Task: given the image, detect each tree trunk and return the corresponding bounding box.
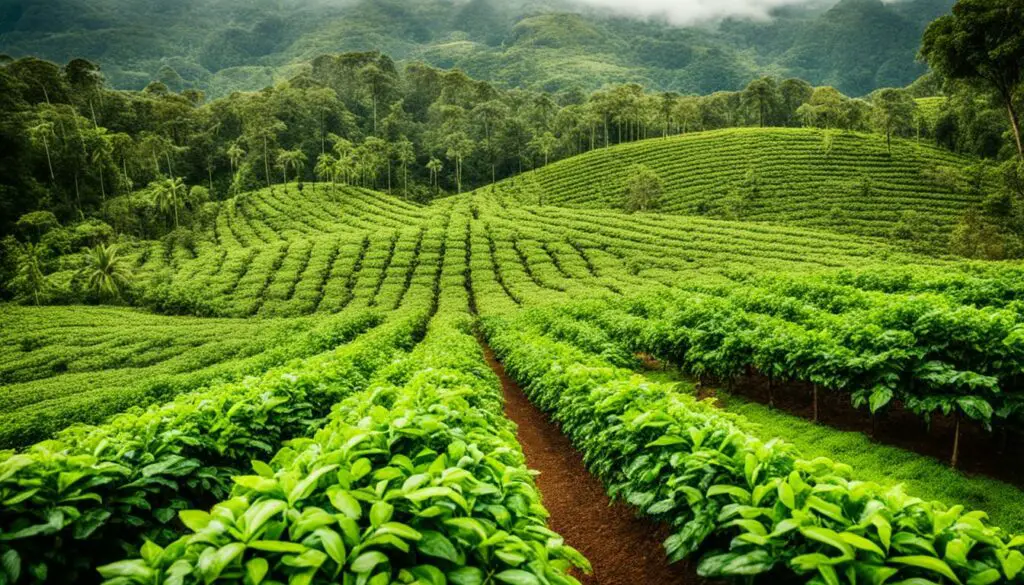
[1006,98,1024,160]
[264,136,271,187]
[812,384,819,423]
[43,137,54,181]
[951,411,961,469]
[767,375,774,409]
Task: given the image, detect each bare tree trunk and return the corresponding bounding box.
[1007,99,1024,160]
[951,412,961,469]
[812,384,819,423]
[767,375,774,409]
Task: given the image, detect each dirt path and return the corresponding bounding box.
[480,344,701,585]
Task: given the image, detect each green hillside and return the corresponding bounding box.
[519,127,979,245]
[0,0,951,96]
[9,1,1024,584]
[5,179,1024,585]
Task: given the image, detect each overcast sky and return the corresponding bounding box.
[567,0,834,25]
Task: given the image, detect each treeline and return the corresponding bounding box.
[0,52,944,239]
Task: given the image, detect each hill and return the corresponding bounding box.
[0,0,953,97]
[5,180,1024,585]
[515,127,978,246]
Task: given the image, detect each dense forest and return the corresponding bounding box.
[0,0,952,98]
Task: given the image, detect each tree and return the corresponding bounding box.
[442,132,474,194]
[393,137,416,198]
[151,176,186,228]
[29,120,57,182]
[277,149,308,185]
[798,87,846,130]
[872,89,917,155]
[623,164,663,213]
[227,142,245,176]
[358,64,396,135]
[13,242,48,305]
[779,78,814,126]
[742,77,781,128]
[79,243,132,302]
[315,153,337,186]
[427,157,443,194]
[921,0,1024,158]
[529,132,558,168]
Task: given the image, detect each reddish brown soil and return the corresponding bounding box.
[481,345,703,585]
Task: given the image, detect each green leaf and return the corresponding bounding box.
[966,569,1002,585]
[179,510,212,533]
[778,482,796,509]
[417,530,459,563]
[697,550,775,577]
[799,527,854,559]
[288,464,338,505]
[351,551,388,574]
[2,550,20,583]
[198,543,246,584]
[246,558,269,585]
[370,501,394,528]
[448,566,485,585]
[890,556,963,585]
[96,560,156,581]
[839,532,885,557]
[315,528,346,566]
[330,489,362,520]
[869,387,894,414]
[494,569,541,585]
[248,541,308,554]
[706,485,751,504]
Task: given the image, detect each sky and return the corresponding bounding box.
[568,0,835,25]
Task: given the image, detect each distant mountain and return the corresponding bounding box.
[0,0,954,97]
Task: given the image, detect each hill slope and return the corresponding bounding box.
[516,127,978,246]
[0,0,952,96]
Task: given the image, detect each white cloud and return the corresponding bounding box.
[567,0,832,25]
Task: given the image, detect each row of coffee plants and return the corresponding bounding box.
[0,308,386,447]
[558,279,1024,461]
[93,208,591,585]
[485,308,1024,585]
[0,306,432,584]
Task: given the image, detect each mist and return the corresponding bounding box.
[566,0,837,25]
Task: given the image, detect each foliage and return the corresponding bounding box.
[485,308,1024,585]
[622,164,663,213]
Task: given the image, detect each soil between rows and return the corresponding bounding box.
[480,343,702,585]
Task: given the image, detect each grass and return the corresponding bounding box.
[643,368,1024,533]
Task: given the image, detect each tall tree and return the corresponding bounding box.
[742,77,782,128]
[921,0,1024,158]
[872,89,917,155]
[277,149,308,184]
[151,176,186,229]
[393,137,416,198]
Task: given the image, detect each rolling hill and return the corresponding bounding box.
[514,127,978,245]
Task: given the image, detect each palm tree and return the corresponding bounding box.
[426,157,443,194]
[227,142,245,175]
[315,153,337,185]
[393,137,415,198]
[442,132,474,194]
[28,121,56,182]
[79,244,132,302]
[15,242,47,305]
[277,149,308,185]
[151,176,186,228]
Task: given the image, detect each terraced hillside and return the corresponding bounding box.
[6,141,1024,585]
[517,128,978,245]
